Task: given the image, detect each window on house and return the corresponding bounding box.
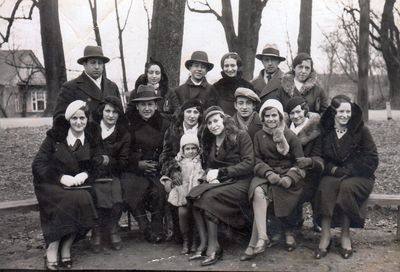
[31,90,46,112]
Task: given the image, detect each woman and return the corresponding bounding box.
[159,99,204,245]
[32,100,99,270]
[314,95,378,259]
[241,99,305,261]
[212,52,254,116]
[187,106,255,266]
[286,96,324,231]
[277,53,329,115]
[121,85,170,243]
[126,58,172,116]
[90,96,130,252]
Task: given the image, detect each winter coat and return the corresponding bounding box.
[212,73,254,116]
[249,127,305,217]
[251,68,284,105]
[169,77,217,113]
[232,112,262,141]
[53,72,120,121]
[277,71,329,114]
[31,118,100,245]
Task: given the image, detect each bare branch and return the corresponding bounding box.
[187,0,222,21]
[142,0,151,34]
[121,0,133,32]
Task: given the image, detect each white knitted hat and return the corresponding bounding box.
[259,99,284,120]
[180,134,200,150]
[65,100,87,121]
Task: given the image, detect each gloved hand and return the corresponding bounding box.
[297,157,313,169]
[333,167,351,177]
[279,176,293,189]
[206,169,219,183]
[138,160,158,173]
[74,172,88,185]
[60,175,75,187]
[171,171,182,186]
[101,155,110,166]
[266,171,280,184]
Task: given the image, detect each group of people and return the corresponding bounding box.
[32,44,378,269]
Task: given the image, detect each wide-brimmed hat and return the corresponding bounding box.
[130,85,162,102]
[185,51,214,71]
[256,44,286,62]
[234,87,261,103]
[77,45,110,65]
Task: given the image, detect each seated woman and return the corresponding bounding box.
[241,99,305,261]
[314,95,379,259]
[90,96,130,252]
[187,106,255,266]
[32,100,99,270]
[286,97,324,231]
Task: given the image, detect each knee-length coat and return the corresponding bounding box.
[314,103,379,228]
[187,130,255,229]
[31,118,100,246]
[249,127,305,217]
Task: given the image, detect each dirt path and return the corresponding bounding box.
[0,211,399,271]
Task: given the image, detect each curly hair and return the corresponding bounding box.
[134,58,169,98]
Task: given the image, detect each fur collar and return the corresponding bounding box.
[281,71,318,97]
[293,114,321,146]
[320,102,364,135]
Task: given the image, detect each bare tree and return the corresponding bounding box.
[358,0,370,121]
[88,0,102,47]
[114,0,132,94]
[297,0,312,54]
[147,0,186,87]
[187,0,269,81]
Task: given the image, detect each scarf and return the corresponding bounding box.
[236,112,256,131]
[262,120,290,156]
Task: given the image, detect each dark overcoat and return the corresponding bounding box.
[277,71,329,114]
[187,131,255,229]
[232,113,262,141]
[249,128,305,217]
[31,118,100,245]
[53,72,120,120]
[251,68,284,105]
[314,103,379,228]
[212,73,254,116]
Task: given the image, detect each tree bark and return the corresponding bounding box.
[358,0,370,121]
[380,0,400,108]
[147,0,186,87]
[297,0,312,55]
[88,0,102,47]
[38,0,67,116]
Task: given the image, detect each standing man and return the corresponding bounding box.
[169,51,216,113]
[53,45,121,120]
[251,44,286,105]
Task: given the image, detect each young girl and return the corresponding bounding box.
[161,134,204,254]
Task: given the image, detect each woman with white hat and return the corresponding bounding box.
[32,100,100,269]
[241,99,305,261]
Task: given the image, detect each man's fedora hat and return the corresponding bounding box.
[256,44,286,62]
[77,45,110,65]
[130,85,162,102]
[184,51,214,71]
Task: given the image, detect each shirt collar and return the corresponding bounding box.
[290,117,309,135]
[183,123,198,134]
[100,120,116,139]
[67,128,85,147]
[85,71,102,89]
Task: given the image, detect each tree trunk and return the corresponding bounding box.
[357,0,370,121]
[297,0,312,55]
[147,0,186,87]
[88,0,102,47]
[114,0,128,93]
[380,0,400,108]
[38,0,66,116]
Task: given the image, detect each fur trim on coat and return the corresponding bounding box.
[281,71,318,98]
[295,114,321,146]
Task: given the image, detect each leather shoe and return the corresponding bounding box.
[340,247,353,259]
[189,247,207,260]
[201,247,223,266]
[253,239,271,255]
[314,239,332,259]
[60,258,72,269]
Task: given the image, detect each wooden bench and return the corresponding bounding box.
[0,194,399,239]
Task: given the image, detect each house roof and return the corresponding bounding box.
[0,50,46,86]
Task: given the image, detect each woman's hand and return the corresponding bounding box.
[333,167,351,177]
[206,169,219,183]
[296,157,313,169]
[279,176,293,189]
[265,171,280,184]
[60,175,75,187]
[74,172,88,185]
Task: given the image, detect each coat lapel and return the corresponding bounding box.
[258,69,283,98]
[53,141,80,173]
[76,72,103,101]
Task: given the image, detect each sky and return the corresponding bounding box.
[0,0,387,91]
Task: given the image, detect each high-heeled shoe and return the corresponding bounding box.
[44,257,58,270]
[189,247,207,260]
[314,239,332,259]
[201,247,223,266]
[60,257,73,269]
[253,239,272,255]
[240,247,256,261]
[339,247,353,259]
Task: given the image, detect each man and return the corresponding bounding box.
[232,87,262,140]
[169,51,216,113]
[251,44,286,105]
[53,45,121,120]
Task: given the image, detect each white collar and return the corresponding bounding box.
[190,77,203,86]
[290,118,309,135]
[100,120,115,139]
[294,78,304,92]
[85,71,102,89]
[67,128,85,147]
[183,123,198,134]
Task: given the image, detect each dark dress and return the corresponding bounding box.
[187,131,255,229]
[249,128,305,218]
[212,73,254,116]
[314,103,379,228]
[31,118,99,246]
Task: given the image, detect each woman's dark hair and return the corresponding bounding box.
[175,99,204,128]
[134,58,169,98]
[292,52,314,73]
[94,96,127,125]
[220,52,243,77]
[260,106,284,123]
[330,95,352,112]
